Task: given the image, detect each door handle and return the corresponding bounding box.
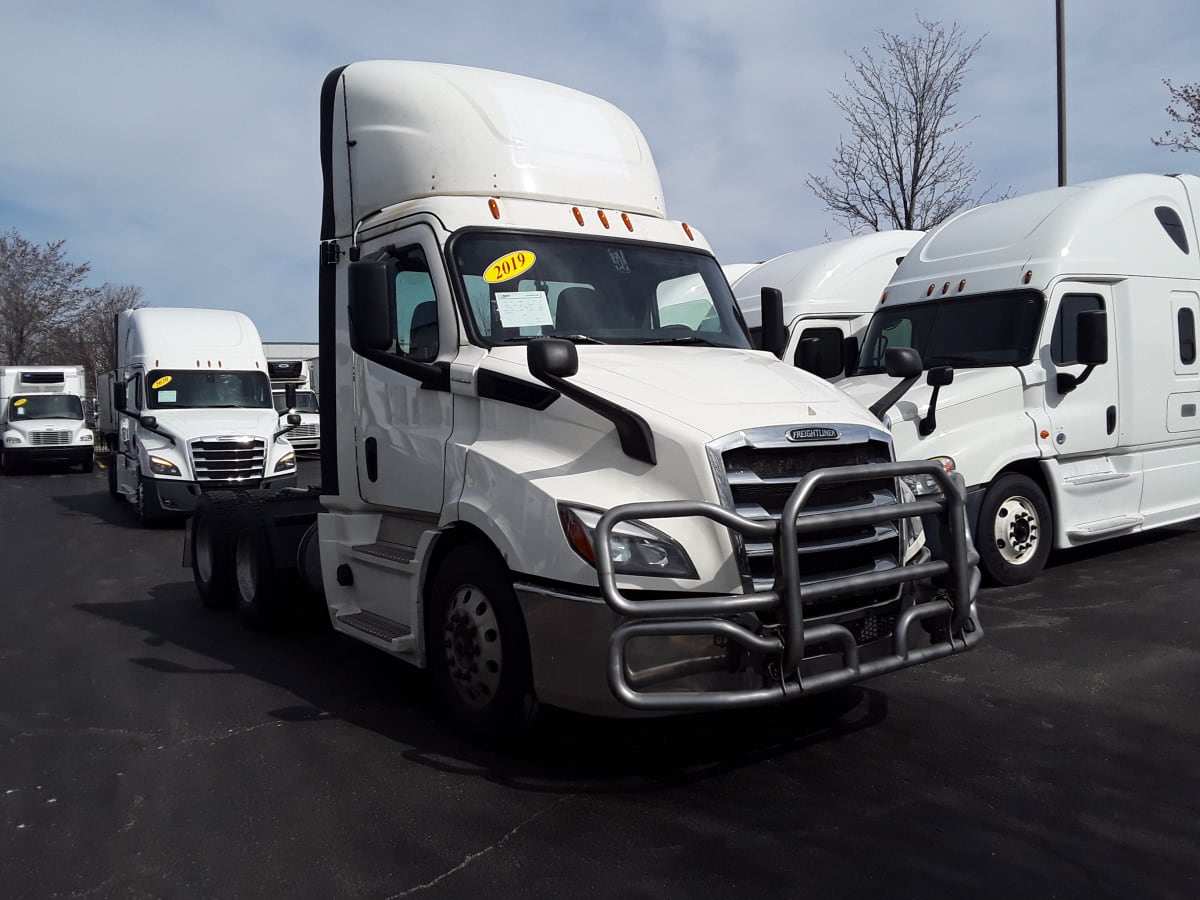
[365,436,378,482]
[1106,405,1116,435]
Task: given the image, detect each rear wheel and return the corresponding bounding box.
[232,499,290,630]
[192,492,241,609]
[977,473,1053,586]
[426,544,537,744]
[107,456,119,498]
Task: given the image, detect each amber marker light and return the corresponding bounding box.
[572,207,585,226]
[942,282,951,295]
[958,280,966,292]
[682,222,695,241]
[597,210,610,229]
[880,291,888,304]
[1040,430,1050,439]
[621,213,634,232]
[1023,270,1033,284]
[926,284,935,297]
[488,198,500,220]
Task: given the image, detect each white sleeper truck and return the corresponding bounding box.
[267,358,320,451]
[733,230,923,380]
[840,173,1200,585]
[186,60,981,739]
[101,307,299,525]
[0,365,94,474]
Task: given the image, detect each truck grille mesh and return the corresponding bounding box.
[189,436,266,483]
[290,424,319,439]
[30,430,72,446]
[718,436,902,618]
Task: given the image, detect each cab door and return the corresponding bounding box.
[354,225,455,515]
[1043,283,1120,455]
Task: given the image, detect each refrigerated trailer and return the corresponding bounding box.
[840,173,1200,585]
[186,60,981,740]
[0,365,94,473]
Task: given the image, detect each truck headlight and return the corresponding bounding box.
[897,478,927,563]
[148,455,181,477]
[558,504,699,579]
[274,451,296,473]
[901,456,955,497]
[79,432,94,442]
[4,435,22,445]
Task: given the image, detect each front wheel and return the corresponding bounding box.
[977,473,1053,586]
[135,473,164,527]
[426,544,537,744]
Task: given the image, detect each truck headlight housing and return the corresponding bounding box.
[897,479,927,563]
[274,451,296,473]
[148,455,181,477]
[4,434,22,445]
[79,432,94,443]
[558,504,699,579]
[901,456,955,497]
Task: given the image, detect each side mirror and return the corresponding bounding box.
[1076,309,1108,366]
[287,413,302,426]
[842,336,860,376]
[528,338,579,380]
[114,382,127,411]
[141,415,157,430]
[759,287,787,359]
[927,366,954,388]
[884,347,923,379]
[796,330,845,380]
[285,383,297,409]
[348,260,396,353]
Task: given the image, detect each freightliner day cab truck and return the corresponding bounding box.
[732,230,924,379]
[99,307,299,525]
[838,173,1200,585]
[187,60,981,739]
[0,365,94,474]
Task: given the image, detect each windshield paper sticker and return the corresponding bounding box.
[495,291,553,328]
[151,375,172,390]
[484,250,536,284]
[157,390,178,403]
[13,398,27,406]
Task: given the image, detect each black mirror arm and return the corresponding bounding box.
[919,384,944,436]
[869,375,921,422]
[1056,365,1095,394]
[134,415,177,446]
[529,369,656,465]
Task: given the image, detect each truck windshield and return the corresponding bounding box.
[273,391,319,413]
[449,232,753,349]
[856,290,1046,374]
[8,395,83,420]
[145,371,273,410]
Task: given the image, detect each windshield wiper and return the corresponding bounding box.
[640,335,723,347]
[923,354,983,368]
[503,333,607,345]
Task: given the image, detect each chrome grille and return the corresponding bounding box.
[189,436,266,483]
[711,426,902,616]
[30,430,72,446]
[290,424,319,439]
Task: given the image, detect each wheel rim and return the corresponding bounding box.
[195,517,213,583]
[993,494,1041,565]
[442,584,502,710]
[235,533,258,602]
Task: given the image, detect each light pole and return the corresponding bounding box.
[1057,0,1067,186]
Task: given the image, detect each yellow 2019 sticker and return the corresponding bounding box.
[152,375,172,390]
[13,398,26,406]
[483,250,536,284]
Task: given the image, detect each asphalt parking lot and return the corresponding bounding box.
[2,457,1198,899]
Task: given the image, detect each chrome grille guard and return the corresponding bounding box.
[596,460,983,711]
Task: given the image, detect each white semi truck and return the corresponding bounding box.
[840,173,1200,585]
[0,365,94,474]
[732,230,924,379]
[100,307,299,525]
[186,61,981,739]
[267,358,320,451]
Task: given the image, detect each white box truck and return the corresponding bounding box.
[100,307,299,525]
[732,230,924,379]
[840,173,1200,585]
[266,358,320,451]
[0,365,94,474]
[186,61,981,740]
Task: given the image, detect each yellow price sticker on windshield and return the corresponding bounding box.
[483,250,536,284]
[13,398,27,406]
[152,375,172,390]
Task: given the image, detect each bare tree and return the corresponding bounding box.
[1153,79,1200,153]
[807,16,1000,234]
[48,283,147,384]
[0,229,99,365]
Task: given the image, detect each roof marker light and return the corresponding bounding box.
[682,222,695,241]
[880,291,888,304]
[942,282,950,295]
[488,198,500,220]
[926,284,935,297]
[621,213,634,232]
[1023,269,1033,284]
[572,207,585,226]
[597,210,610,229]
[958,280,966,292]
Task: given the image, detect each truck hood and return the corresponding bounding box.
[484,345,883,438]
[142,407,284,443]
[839,367,1026,424]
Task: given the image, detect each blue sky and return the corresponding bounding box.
[2,0,1198,341]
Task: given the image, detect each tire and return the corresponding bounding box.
[232,498,289,631]
[81,456,94,474]
[977,473,1053,586]
[0,452,10,475]
[426,543,537,744]
[135,472,164,527]
[192,491,242,609]
[107,456,120,499]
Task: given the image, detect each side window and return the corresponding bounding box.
[392,245,439,362]
[863,317,914,369]
[1051,294,1104,365]
[1179,307,1196,365]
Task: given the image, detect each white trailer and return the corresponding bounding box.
[732,230,923,378]
[266,358,320,452]
[100,307,298,525]
[840,173,1200,585]
[186,61,981,740]
[0,365,94,473]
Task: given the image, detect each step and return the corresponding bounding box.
[336,609,416,653]
[1067,515,1143,538]
[350,541,418,570]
